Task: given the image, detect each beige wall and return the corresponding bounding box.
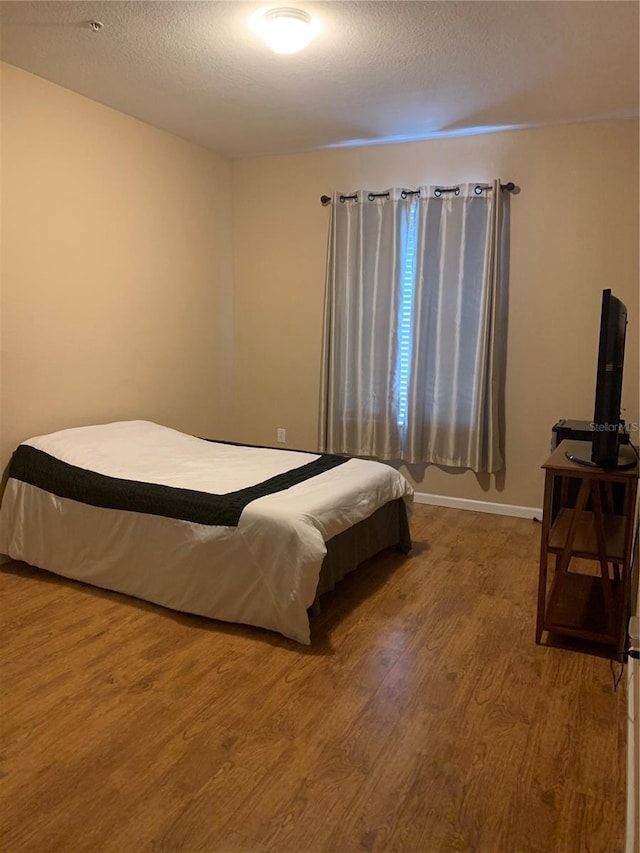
[231,120,639,509]
[0,63,235,469]
[2,62,637,512]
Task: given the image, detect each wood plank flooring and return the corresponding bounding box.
[0,505,627,852]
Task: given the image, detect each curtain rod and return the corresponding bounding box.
[320,182,516,206]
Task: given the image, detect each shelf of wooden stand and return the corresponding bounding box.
[548,509,626,562]
[543,571,623,644]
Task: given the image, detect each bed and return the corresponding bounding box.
[0,421,413,643]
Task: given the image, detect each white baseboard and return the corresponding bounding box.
[414,491,542,520]
[627,657,639,853]
[626,565,639,853]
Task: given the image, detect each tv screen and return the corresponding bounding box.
[591,289,627,467]
[565,289,636,470]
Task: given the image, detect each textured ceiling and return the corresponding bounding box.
[0,1,637,159]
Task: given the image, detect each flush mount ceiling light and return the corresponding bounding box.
[249,7,321,54]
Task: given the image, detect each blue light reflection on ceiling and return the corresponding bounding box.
[317,110,638,152]
[319,123,538,151]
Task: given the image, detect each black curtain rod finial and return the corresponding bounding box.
[320,195,331,206]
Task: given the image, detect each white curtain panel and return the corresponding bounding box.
[319,189,410,459]
[319,181,506,473]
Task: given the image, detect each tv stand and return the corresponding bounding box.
[565,442,637,471]
[537,439,639,654]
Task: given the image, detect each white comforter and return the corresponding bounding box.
[0,421,413,643]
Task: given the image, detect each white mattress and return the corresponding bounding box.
[0,421,413,643]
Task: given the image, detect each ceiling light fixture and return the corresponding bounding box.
[249,7,321,54]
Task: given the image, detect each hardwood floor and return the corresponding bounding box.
[0,505,627,852]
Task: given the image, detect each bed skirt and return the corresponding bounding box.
[314,498,411,607]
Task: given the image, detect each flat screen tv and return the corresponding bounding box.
[566,289,636,469]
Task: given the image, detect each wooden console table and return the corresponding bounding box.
[536,439,638,653]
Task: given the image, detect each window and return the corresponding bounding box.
[397,203,417,430]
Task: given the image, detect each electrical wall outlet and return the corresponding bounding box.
[277,428,286,443]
